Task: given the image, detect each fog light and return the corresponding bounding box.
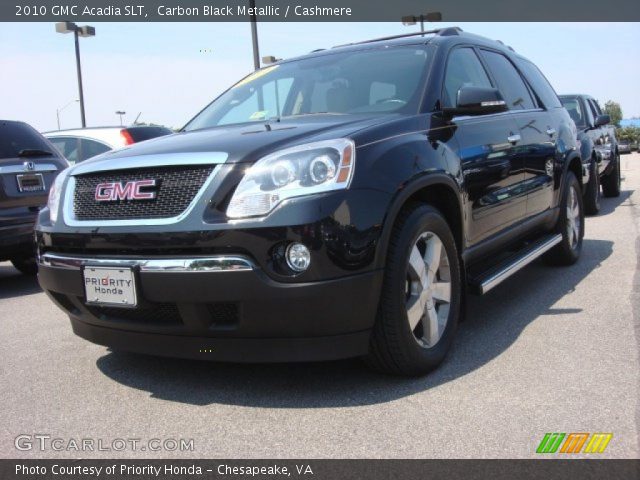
[286,243,311,272]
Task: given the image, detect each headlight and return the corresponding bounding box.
[48,168,70,224]
[227,139,355,219]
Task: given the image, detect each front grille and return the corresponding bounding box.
[73,165,215,221]
[87,303,183,326]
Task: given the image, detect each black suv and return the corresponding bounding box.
[559,94,620,215]
[1,120,67,274]
[36,29,584,376]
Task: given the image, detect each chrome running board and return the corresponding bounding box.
[469,234,562,295]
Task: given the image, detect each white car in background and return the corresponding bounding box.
[43,125,173,164]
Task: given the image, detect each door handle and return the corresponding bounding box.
[546,128,556,136]
[507,134,521,144]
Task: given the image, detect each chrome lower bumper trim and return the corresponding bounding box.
[38,252,254,272]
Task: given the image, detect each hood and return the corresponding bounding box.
[77,114,395,172]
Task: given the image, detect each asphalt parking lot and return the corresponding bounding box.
[1,154,639,459]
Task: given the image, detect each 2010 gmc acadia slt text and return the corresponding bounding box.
[36,28,589,376]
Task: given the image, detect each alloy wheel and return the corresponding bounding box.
[405,231,451,348]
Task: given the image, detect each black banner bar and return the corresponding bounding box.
[4,0,640,22]
[1,459,639,480]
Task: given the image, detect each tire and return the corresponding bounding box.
[601,152,621,198]
[366,204,462,376]
[11,257,38,275]
[544,171,584,266]
[583,157,601,215]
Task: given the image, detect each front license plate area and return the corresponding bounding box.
[16,173,45,192]
[83,266,137,307]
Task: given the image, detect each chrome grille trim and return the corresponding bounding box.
[61,152,228,227]
[39,252,255,272]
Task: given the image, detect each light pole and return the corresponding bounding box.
[55,22,95,128]
[401,12,442,35]
[249,0,260,70]
[115,111,126,126]
[56,99,79,130]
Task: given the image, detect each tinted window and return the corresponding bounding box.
[515,59,562,109]
[125,126,173,142]
[559,96,586,127]
[0,121,54,159]
[185,47,431,130]
[47,136,80,164]
[79,138,111,161]
[589,99,603,116]
[443,48,492,108]
[480,50,535,110]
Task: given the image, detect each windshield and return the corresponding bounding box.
[560,96,586,128]
[184,46,430,131]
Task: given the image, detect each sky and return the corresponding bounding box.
[1,22,639,132]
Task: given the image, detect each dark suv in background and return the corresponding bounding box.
[1,121,67,274]
[37,28,583,376]
[559,94,620,214]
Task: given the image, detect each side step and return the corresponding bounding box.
[468,234,562,295]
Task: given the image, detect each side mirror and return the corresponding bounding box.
[443,86,508,118]
[595,114,610,127]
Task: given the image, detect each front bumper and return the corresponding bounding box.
[38,252,382,362]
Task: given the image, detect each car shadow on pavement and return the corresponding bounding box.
[597,189,633,216]
[96,237,614,408]
[0,263,41,300]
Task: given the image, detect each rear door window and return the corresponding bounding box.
[442,48,492,108]
[515,59,562,109]
[46,136,79,164]
[78,138,111,162]
[479,50,535,110]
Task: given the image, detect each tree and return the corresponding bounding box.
[616,126,640,144]
[603,100,623,127]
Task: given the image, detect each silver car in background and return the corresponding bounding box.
[44,125,173,164]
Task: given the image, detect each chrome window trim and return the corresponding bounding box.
[39,252,254,272]
[61,152,228,227]
[0,163,59,174]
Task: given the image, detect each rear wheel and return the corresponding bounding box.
[366,204,462,376]
[583,158,601,215]
[11,257,38,275]
[602,152,621,198]
[544,171,584,266]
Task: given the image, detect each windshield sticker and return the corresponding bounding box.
[233,65,279,89]
[249,110,269,120]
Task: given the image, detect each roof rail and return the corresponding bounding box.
[333,27,462,48]
[495,39,515,52]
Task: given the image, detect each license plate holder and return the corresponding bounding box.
[16,173,45,193]
[83,266,138,307]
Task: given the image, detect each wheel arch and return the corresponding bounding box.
[375,173,464,270]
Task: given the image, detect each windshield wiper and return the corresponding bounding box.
[17,149,53,157]
[283,112,346,118]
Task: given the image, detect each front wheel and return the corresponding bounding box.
[366,204,462,376]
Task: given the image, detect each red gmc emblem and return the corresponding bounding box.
[95,179,157,202]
